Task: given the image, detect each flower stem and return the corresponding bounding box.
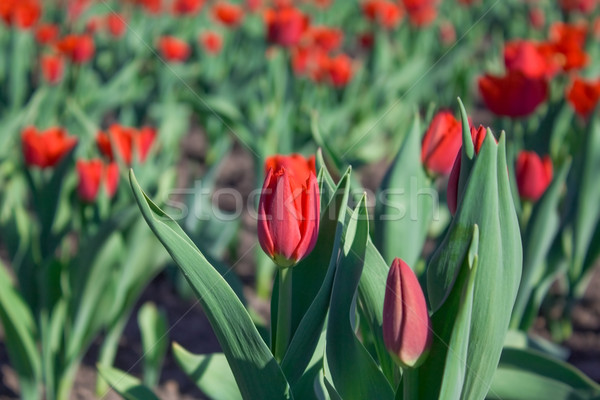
[274,267,293,362]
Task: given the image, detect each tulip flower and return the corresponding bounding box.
[383,258,432,368]
[200,31,223,54]
[559,0,596,14]
[478,71,548,118]
[257,154,320,267]
[35,23,60,45]
[173,0,204,15]
[213,2,244,27]
[325,54,353,87]
[567,77,600,117]
[421,111,463,176]
[503,40,558,79]
[1,0,41,29]
[515,151,553,202]
[41,54,65,85]
[77,159,119,203]
[403,0,438,27]
[21,126,77,169]
[96,124,156,165]
[362,0,403,29]
[56,34,95,64]
[158,36,190,63]
[306,26,344,52]
[264,7,309,47]
[548,22,589,72]
[447,125,489,215]
[107,13,127,38]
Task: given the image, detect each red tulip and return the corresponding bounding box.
[503,40,558,79]
[56,34,95,64]
[22,126,77,169]
[41,54,64,85]
[200,31,223,54]
[421,111,463,176]
[96,124,156,165]
[529,8,545,30]
[383,258,432,368]
[77,159,120,202]
[548,22,589,72]
[403,0,438,27]
[139,0,162,14]
[478,71,548,118]
[439,21,456,45]
[515,151,553,202]
[158,36,190,62]
[2,0,41,30]
[306,26,343,53]
[264,7,309,47]
[173,0,204,15]
[291,45,329,78]
[35,24,60,45]
[213,2,244,27]
[447,125,489,215]
[567,77,600,117]
[257,154,320,267]
[362,0,403,29]
[107,13,127,38]
[325,54,353,87]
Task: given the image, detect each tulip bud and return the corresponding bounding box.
[383,258,432,368]
[257,154,320,267]
[515,151,553,202]
[447,125,488,215]
[421,111,463,176]
[41,54,64,85]
[158,36,190,63]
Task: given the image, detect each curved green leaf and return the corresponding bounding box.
[129,170,292,400]
[97,365,159,400]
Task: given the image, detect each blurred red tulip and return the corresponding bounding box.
[478,71,548,118]
[11,0,41,29]
[213,2,244,27]
[306,26,343,52]
[383,258,432,368]
[362,0,403,29]
[264,7,309,47]
[200,31,223,54]
[515,151,553,202]
[566,77,600,117]
[559,0,596,13]
[41,54,64,85]
[56,35,95,64]
[107,13,127,38]
[138,0,162,13]
[246,0,262,12]
[421,111,463,176]
[403,0,438,27]
[439,21,456,45]
[36,24,60,45]
[258,154,319,267]
[22,126,77,169]
[77,159,120,202]
[291,45,328,78]
[86,16,104,34]
[529,8,545,29]
[96,125,156,165]
[504,40,558,79]
[447,125,489,215]
[173,0,204,15]
[358,32,375,49]
[158,36,190,62]
[67,0,91,21]
[325,54,353,87]
[548,22,589,71]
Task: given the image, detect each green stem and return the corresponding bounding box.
[95,316,128,396]
[274,268,293,362]
[402,368,419,400]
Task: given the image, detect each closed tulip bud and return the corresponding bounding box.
[421,111,463,176]
[383,258,432,368]
[107,13,127,38]
[515,151,553,202]
[200,31,223,54]
[158,36,190,63]
[21,126,77,169]
[213,2,244,27]
[41,54,64,85]
[257,154,320,267]
[447,125,489,215]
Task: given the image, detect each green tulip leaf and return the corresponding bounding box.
[129,170,292,400]
[97,365,159,400]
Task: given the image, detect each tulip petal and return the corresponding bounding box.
[267,170,302,261]
[293,173,320,260]
[257,169,276,257]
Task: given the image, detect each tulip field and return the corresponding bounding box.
[2,0,600,399]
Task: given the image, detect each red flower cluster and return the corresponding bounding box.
[21,127,77,169]
[96,124,157,165]
[362,0,403,29]
[515,151,553,202]
[77,160,120,203]
[0,0,41,30]
[56,34,96,64]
